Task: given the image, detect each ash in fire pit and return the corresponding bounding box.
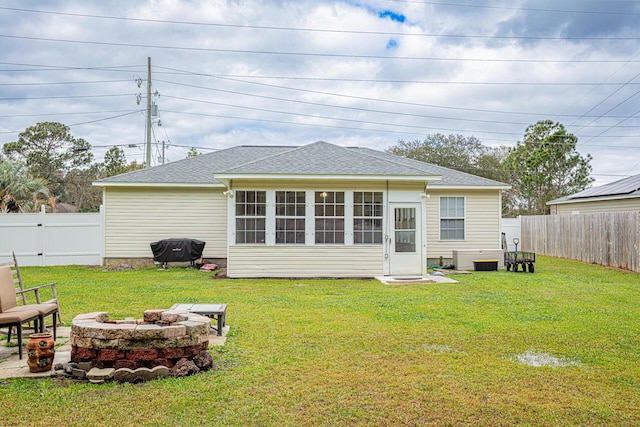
[71,309,211,370]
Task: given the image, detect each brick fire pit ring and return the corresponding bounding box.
[71,310,211,370]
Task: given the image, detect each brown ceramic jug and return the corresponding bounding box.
[26,333,55,373]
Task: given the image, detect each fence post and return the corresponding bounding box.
[99,204,105,266]
[39,205,46,266]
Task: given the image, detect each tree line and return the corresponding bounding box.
[1,120,593,215]
[1,122,143,213]
[387,120,593,216]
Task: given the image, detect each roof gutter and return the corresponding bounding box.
[428,184,511,190]
[93,182,225,189]
[213,173,442,187]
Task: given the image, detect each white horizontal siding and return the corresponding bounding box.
[228,246,383,278]
[555,198,640,214]
[104,187,227,258]
[426,189,502,259]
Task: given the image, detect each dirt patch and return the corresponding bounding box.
[513,351,580,367]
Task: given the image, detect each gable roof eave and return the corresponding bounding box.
[93,181,225,189]
[428,184,511,191]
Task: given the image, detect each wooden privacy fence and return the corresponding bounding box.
[521,212,640,272]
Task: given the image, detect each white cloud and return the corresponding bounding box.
[0,0,639,184]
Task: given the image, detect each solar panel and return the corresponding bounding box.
[570,174,640,199]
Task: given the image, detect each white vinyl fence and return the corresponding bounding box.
[0,206,103,266]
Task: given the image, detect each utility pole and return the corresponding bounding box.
[145,57,152,168]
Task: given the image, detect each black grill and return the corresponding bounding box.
[150,238,206,268]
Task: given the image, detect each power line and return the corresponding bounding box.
[0,109,139,118]
[162,108,444,138]
[160,108,640,141]
[68,110,142,127]
[574,71,640,137]
[4,60,640,86]
[161,92,529,128]
[155,76,636,120]
[0,61,142,72]
[0,110,142,135]
[580,107,640,147]
[162,94,519,134]
[1,62,637,149]
[163,74,640,86]
[162,92,640,134]
[2,34,639,63]
[0,79,130,86]
[2,5,639,38]
[0,94,133,101]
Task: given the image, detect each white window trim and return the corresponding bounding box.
[345,190,353,245]
[353,191,384,245]
[274,191,306,245]
[313,190,347,245]
[234,190,268,245]
[265,191,275,245]
[439,196,466,241]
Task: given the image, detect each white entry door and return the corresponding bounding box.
[389,204,423,276]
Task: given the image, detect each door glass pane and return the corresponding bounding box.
[395,208,416,253]
[395,208,416,230]
[395,231,416,252]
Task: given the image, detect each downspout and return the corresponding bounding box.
[423,182,429,276]
[225,179,233,276]
[384,180,390,274]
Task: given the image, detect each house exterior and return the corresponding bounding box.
[94,141,509,278]
[547,174,640,215]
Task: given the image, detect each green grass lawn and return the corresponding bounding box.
[1,256,639,426]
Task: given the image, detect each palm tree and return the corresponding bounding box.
[0,160,50,213]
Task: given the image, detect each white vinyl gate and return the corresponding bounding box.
[500,217,522,251]
[0,206,103,266]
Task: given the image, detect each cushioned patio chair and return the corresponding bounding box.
[3,252,62,326]
[0,266,42,359]
[0,308,40,360]
[0,265,58,358]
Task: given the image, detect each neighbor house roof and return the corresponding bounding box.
[548,173,640,205]
[95,141,509,189]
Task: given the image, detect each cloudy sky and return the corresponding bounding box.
[1,0,639,185]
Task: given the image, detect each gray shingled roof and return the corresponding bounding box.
[95,141,508,187]
[96,146,289,185]
[217,141,440,177]
[549,173,640,204]
[354,146,507,187]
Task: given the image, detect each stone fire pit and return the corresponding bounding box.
[71,309,211,370]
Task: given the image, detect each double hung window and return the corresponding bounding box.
[275,191,306,244]
[314,191,344,244]
[353,192,383,244]
[235,191,266,244]
[440,197,465,240]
